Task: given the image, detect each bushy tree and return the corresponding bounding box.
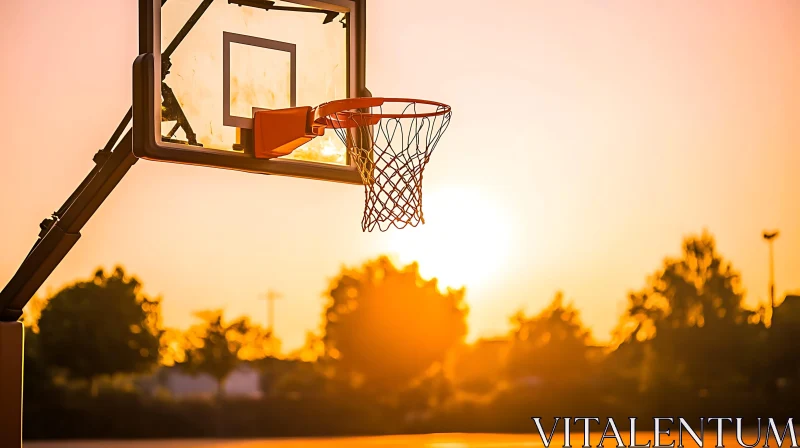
[614,231,764,394]
[323,256,468,393]
[448,338,510,395]
[505,292,593,385]
[37,267,162,393]
[620,231,752,338]
[180,310,276,399]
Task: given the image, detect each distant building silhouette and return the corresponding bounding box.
[769,295,800,391]
[138,364,262,399]
[773,295,800,328]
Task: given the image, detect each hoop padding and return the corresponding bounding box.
[317,98,452,232]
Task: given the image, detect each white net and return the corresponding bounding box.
[325,100,452,231]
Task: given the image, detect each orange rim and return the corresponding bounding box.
[314,98,452,128]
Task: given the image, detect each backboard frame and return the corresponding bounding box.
[222,32,297,130]
[133,0,368,184]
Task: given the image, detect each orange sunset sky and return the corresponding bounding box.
[1,0,798,351]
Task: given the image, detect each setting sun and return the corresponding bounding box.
[388,187,514,290]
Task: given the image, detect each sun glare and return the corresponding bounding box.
[388,188,513,290]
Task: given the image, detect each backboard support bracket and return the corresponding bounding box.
[0,110,138,322]
[159,0,215,147]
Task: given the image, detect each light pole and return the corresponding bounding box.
[260,290,282,333]
[763,230,779,325]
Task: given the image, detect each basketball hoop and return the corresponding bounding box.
[314,98,453,231]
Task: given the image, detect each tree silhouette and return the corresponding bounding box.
[180,310,276,399]
[323,256,468,394]
[37,266,161,394]
[619,231,752,339]
[614,231,763,394]
[448,338,510,395]
[505,292,593,385]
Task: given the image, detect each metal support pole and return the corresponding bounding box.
[0,118,135,445]
[260,290,282,332]
[763,230,780,326]
[769,241,775,315]
[0,321,23,448]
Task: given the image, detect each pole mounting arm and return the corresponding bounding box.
[0,110,137,322]
[0,0,221,321]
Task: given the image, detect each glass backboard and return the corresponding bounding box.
[134,0,367,183]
